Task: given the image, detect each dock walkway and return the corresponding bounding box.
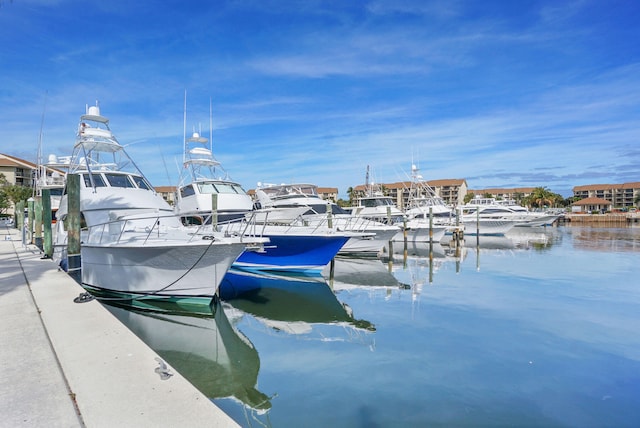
[0,226,239,428]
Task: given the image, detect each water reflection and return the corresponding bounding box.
[323,255,403,289]
[570,226,640,252]
[221,271,376,335]
[103,300,271,412]
[463,228,558,250]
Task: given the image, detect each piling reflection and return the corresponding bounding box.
[220,271,376,336]
[103,299,271,412]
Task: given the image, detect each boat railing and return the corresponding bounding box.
[83,212,222,245]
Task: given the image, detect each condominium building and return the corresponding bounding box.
[351,179,468,209]
[573,183,640,208]
[468,187,537,203]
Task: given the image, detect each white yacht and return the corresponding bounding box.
[255,183,400,256]
[462,197,560,230]
[53,103,262,305]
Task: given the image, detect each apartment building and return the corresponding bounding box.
[155,186,176,206]
[468,187,537,203]
[573,183,640,208]
[352,179,468,209]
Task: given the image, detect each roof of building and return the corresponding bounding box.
[317,187,338,193]
[0,153,38,169]
[573,182,640,191]
[469,187,536,195]
[572,197,613,206]
[154,186,176,193]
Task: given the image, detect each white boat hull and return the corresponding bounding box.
[81,240,246,299]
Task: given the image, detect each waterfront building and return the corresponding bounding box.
[155,185,176,206]
[0,153,66,215]
[570,197,613,213]
[573,183,640,208]
[352,179,468,209]
[467,187,537,203]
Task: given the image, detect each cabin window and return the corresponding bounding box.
[215,183,239,194]
[82,173,107,188]
[198,183,217,194]
[104,174,135,188]
[131,175,152,190]
[232,184,247,195]
[181,185,196,197]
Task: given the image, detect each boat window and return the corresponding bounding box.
[104,173,135,188]
[215,182,239,194]
[131,175,152,190]
[231,184,247,195]
[82,173,107,188]
[49,188,64,196]
[331,205,348,215]
[197,183,217,194]
[181,185,196,198]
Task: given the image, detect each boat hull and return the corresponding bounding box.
[232,234,349,275]
[81,241,246,301]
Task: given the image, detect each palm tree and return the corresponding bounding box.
[528,187,555,208]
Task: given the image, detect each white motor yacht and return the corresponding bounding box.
[53,102,263,305]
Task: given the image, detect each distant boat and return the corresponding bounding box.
[460,197,559,234]
[53,102,263,306]
[255,182,399,256]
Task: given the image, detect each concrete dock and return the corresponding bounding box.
[0,225,239,428]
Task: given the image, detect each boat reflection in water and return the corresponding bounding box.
[463,228,558,251]
[102,299,272,413]
[220,270,376,337]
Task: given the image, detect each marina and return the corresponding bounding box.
[3,223,639,427]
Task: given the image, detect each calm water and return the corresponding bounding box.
[105,226,640,428]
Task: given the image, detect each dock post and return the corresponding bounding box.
[34,196,43,250]
[27,197,35,244]
[429,207,433,246]
[403,216,407,253]
[327,201,333,229]
[476,210,480,247]
[66,174,82,280]
[42,188,53,258]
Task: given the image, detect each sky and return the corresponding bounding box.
[1,0,639,198]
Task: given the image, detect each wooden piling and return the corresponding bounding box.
[42,188,53,258]
[66,174,81,275]
[34,196,43,250]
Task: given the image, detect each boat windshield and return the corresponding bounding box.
[361,197,394,208]
[197,182,247,195]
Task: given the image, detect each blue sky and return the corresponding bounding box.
[1,0,639,198]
